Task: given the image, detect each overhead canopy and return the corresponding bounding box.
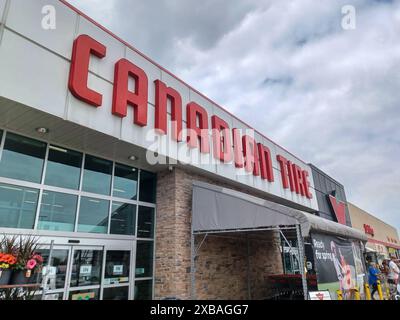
[192,181,367,242]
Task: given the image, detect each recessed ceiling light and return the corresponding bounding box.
[129,155,138,161]
[36,127,49,134]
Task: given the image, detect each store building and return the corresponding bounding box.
[305,165,367,300]
[348,203,400,263]
[0,0,366,300]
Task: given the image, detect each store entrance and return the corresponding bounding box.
[35,238,135,300]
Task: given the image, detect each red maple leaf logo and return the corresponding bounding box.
[328,195,346,225]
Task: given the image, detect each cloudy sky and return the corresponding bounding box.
[67,0,400,231]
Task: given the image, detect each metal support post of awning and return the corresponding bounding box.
[190,226,196,300]
[296,224,308,300]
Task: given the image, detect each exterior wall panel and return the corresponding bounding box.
[6,0,77,59]
[125,47,162,106]
[0,29,69,118]
[0,0,6,24]
[310,165,351,226]
[66,73,122,138]
[348,202,400,250]
[78,16,126,83]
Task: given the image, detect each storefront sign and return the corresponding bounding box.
[44,293,60,300]
[312,233,365,300]
[71,292,96,301]
[68,34,314,201]
[363,224,374,236]
[80,265,92,275]
[309,291,331,300]
[113,265,124,275]
[42,266,57,276]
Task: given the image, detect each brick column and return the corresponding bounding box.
[154,168,192,299]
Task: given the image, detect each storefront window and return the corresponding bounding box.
[113,163,138,200]
[137,206,155,239]
[77,197,109,234]
[45,145,83,190]
[139,171,156,203]
[0,132,46,183]
[135,241,153,278]
[110,202,136,236]
[70,249,103,287]
[104,250,130,285]
[0,183,39,229]
[82,155,112,196]
[37,191,78,232]
[134,280,153,300]
[103,286,129,300]
[36,248,69,290]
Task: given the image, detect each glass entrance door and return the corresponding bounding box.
[67,246,103,300]
[36,239,135,300]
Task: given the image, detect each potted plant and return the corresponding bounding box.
[0,253,17,285]
[0,235,18,285]
[10,236,43,285]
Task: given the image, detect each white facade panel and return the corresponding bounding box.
[235,166,255,190]
[160,70,190,118]
[188,89,215,123]
[213,105,236,181]
[260,135,279,171]
[6,0,77,59]
[120,103,156,150]
[66,73,122,138]
[78,16,125,82]
[0,0,6,24]
[0,29,68,118]
[125,48,162,107]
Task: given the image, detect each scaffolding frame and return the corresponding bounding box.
[190,224,308,300]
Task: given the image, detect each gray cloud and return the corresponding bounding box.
[67,0,400,232]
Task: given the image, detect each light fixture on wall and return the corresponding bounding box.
[36,127,49,134]
[128,155,138,161]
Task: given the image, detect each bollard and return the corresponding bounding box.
[385,285,390,300]
[353,287,361,300]
[336,290,343,300]
[364,283,372,300]
[377,280,384,300]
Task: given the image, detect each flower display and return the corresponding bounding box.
[26,259,37,270]
[32,254,44,264]
[0,253,17,269]
[0,263,10,269]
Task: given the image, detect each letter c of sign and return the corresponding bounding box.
[69,34,107,107]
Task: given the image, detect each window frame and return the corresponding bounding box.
[0,128,157,299]
[0,128,156,236]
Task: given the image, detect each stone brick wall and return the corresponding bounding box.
[194,231,283,300]
[154,167,284,300]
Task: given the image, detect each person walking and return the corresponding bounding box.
[368,262,380,300]
[388,255,400,286]
[380,260,389,276]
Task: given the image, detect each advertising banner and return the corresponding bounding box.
[312,233,365,300]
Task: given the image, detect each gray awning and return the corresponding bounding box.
[300,210,367,241]
[192,181,367,242]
